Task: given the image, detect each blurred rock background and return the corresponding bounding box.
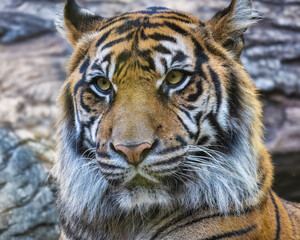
[0,0,299,239]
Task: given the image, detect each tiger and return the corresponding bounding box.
[53,0,300,239]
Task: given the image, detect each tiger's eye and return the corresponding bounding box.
[166,70,184,85]
[95,77,111,92]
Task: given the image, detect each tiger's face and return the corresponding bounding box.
[56,0,270,218]
[72,11,228,205]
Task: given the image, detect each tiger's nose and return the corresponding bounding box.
[114,143,152,166]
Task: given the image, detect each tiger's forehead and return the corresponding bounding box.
[99,7,201,31]
[94,6,201,51]
[88,7,201,85]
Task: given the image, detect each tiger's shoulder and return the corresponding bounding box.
[155,192,299,240]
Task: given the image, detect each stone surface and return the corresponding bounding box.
[0,12,55,43]
[263,94,300,154]
[0,126,60,240]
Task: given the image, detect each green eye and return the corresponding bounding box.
[94,77,112,93]
[165,70,185,85]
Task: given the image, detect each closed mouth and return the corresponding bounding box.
[125,174,158,190]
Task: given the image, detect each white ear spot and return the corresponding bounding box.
[207,0,262,59]
[230,0,262,32]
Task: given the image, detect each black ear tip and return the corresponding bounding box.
[65,0,82,15]
[64,0,85,29]
[66,0,79,6]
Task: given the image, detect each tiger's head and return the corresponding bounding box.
[54,0,273,222]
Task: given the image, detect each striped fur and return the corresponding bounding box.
[53,0,300,239]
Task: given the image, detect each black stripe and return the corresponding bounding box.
[74,79,85,96]
[119,65,130,79]
[69,46,89,73]
[98,162,125,170]
[80,91,91,113]
[161,11,194,20]
[103,172,124,178]
[137,49,156,71]
[192,38,209,68]
[270,191,281,240]
[191,111,204,146]
[205,42,228,60]
[153,44,172,54]
[150,156,183,167]
[103,53,112,63]
[104,55,112,79]
[179,103,197,110]
[83,135,95,149]
[201,225,257,240]
[164,21,189,35]
[90,61,104,74]
[114,62,126,78]
[96,152,110,159]
[151,207,256,239]
[102,31,134,50]
[102,37,126,50]
[198,135,209,145]
[148,33,177,43]
[115,51,132,76]
[160,58,168,73]
[206,112,227,143]
[98,16,130,31]
[175,113,195,139]
[140,28,147,40]
[79,58,90,74]
[175,105,194,122]
[175,135,187,145]
[194,111,203,124]
[115,19,141,34]
[171,51,187,65]
[227,72,242,118]
[186,80,203,102]
[153,15,192,24]
[74,58,90,95]
[76,123,86,156]
[95,29,113,47]
[141,22,165,28]
[156,146,185,156]
[208,66,222,112]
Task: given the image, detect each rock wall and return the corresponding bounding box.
[0,0,299,238]
[0,126,60,240]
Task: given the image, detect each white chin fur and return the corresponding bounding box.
[117,189,172,212]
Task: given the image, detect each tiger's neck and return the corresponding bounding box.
[146,191,294,240]
[59,191,295,240]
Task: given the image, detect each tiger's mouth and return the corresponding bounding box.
[125,175,158,190]
[97,152,188,191]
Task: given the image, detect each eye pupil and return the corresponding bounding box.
[166,70,184,86]
[94,77,111,93]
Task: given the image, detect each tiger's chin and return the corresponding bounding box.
[107,171,183,212]
[116,187,173,212]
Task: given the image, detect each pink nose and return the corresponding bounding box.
[114,143,152,166]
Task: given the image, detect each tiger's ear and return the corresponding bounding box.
[56,0,104,46]
[207,0,261,59]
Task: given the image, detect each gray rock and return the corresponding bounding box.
[0,12,55,43]
[0,126,59,240]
